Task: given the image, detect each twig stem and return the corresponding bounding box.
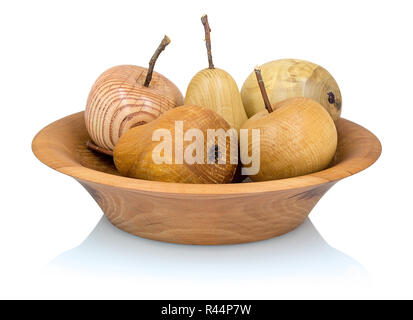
[201,14,214,69]
[144,35,171,87]
[254,66,273,113]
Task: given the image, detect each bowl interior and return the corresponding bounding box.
[32,111,382,194]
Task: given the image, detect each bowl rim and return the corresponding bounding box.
[32,111,382,195]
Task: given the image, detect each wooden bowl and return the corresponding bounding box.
[32,112,381,245]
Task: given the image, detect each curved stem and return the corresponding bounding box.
[86,140,114,156]
[201,14,214,69]
[254,66,273,113]
[144,35,171,87]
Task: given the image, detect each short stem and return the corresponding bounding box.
[201,14,214,69]
[143,35,171,87]
[86,140,113,156]
[254,66,273,113]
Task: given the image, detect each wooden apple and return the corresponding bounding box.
[85,36,184,151]
[241,59,342,121]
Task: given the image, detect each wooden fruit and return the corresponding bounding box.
[241,59,342,121]
[184,15,248,130]
[113,105,237,184]
[240,68,338,181]
[85,35,184,151]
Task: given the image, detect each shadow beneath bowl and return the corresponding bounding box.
[48,216,366,285]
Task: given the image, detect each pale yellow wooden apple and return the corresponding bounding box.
[241,59,342,121]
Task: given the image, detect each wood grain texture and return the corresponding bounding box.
[184,68,248,130]
[113,106,237,184]
[241,98,338,181]
[32,111,381,245]
[85,65,184,151]
[241,59,342,121]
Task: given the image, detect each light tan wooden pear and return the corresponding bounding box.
[241,59,342,121]
[241,67,338,181]
[85,36,183,152]
[184,15,248,130]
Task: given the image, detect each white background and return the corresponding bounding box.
[1,0,412,299]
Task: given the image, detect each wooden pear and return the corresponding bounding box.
[240,68,337,181]
[241,59,342,121]
[184,15,248,130]
[85,36,183,151]
[113,105,237,184]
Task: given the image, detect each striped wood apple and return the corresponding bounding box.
[85,36,184,151]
